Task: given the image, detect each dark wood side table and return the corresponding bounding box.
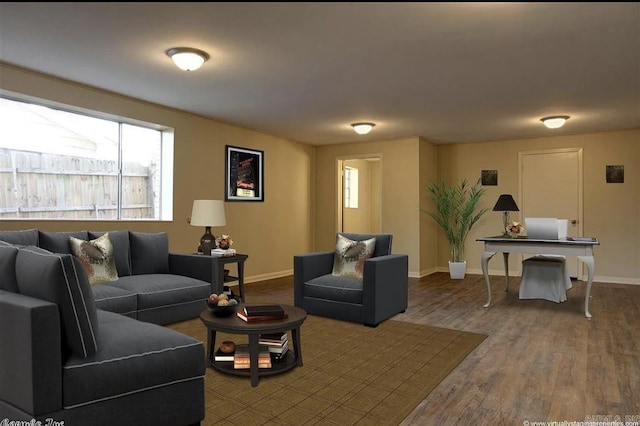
[211,254,248,301]
[200,304,307,387]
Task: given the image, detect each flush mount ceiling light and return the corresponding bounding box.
[351,122,376,135]
[541,115,570,129]
[166,47,210,71]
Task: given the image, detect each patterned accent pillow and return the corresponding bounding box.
[70,233,118,285]
[331,234,376,280]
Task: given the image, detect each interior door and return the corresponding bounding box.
[519,148,583,278]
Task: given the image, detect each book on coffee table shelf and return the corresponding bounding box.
[233,344,272,369]
[259,332,288,346]
[214,348,235,362]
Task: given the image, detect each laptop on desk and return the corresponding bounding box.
[525,218,568,240]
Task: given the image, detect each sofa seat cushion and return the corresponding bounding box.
[107,274,210,311]
[62,310,204,409]
[305,274,363,304]
[92,285,137,318]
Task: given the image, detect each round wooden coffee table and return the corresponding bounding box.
[199,304,307,387]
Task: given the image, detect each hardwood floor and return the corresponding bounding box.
[240,272,640,425]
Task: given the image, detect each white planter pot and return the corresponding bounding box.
[448,261,466,279]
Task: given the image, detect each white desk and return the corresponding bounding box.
[476,236,600,318]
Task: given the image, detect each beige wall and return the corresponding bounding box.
[418,137,439,276]
[314,138,423,275]
[0,63,315,283]
[435,129,640,283]
[2,63,638,284]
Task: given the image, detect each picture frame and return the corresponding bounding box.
[225,145,264,202]
[605,165,624,183]
[481,170,498,186]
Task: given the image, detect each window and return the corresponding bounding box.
[344,166,359,209]
[0,96,173,220]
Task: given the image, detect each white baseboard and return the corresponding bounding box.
[244,269,293,284]
[243,268,640,286]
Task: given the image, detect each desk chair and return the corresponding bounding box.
[519,255,572,303]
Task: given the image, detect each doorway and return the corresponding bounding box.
[518,148,583,278]
[337,156,382,233]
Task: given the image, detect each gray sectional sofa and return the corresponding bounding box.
[0,229,213,426]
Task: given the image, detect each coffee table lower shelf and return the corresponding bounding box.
[210,351,297,377]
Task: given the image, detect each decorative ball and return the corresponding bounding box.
[219,341,235,353]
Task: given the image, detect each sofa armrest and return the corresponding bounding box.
[0,290,62,415]
[293,251,335,307]
[362,254,409,326]
[168,252,214,281]
[169,252,234,294]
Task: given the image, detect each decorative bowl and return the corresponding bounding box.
[205,298,239,317]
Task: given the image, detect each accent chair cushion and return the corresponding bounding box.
[16,247,99,358]
[331,234,376,280]
[129,231,169,275]
[70,233,119,285]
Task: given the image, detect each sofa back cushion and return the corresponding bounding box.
[16,246,99,358]
[89,230,131,276]
[0,229,39,246]
[38,231,89,254]
[129,231,169,275]
[0,241,19,292]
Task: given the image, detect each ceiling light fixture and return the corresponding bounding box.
[541,115,570,129]
[166,47,210,71]
[351,122,376,135]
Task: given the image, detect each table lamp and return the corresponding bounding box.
[190,200,226,255]
[492,194,519,236]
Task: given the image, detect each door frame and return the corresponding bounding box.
[518,147,584,278]
[336,154,382,233]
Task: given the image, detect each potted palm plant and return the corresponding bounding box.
[421,178,488,279]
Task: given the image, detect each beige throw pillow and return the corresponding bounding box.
[331,234,376,280]
[70,233,118,285]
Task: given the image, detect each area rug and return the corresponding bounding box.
[168,315,487,426]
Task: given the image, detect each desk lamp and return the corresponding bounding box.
[190,200,226,255]
[493,194,519,236]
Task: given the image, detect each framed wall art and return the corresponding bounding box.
[605,165,624,183]
[225,145,264,202]
[481,170,498,186]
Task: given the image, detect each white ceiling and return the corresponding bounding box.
[1,2,638,145]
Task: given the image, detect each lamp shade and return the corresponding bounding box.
[190,200,226,226]
[493,194,519,212]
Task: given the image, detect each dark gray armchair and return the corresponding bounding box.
[294,233,408,327]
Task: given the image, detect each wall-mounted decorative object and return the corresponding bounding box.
[481,170,498,186]
[606,165,624,183]
[225,145,264,201]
